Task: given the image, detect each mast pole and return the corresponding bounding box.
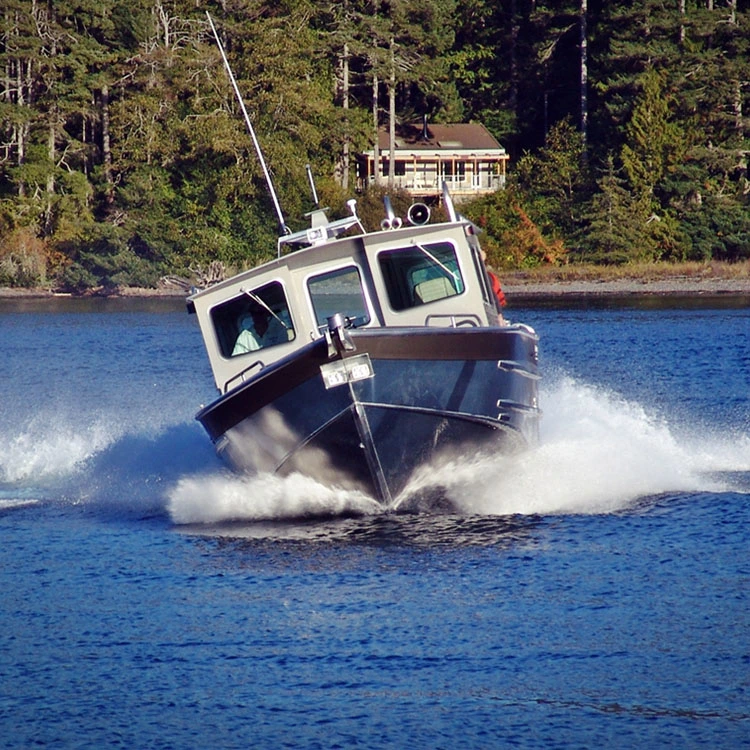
[206,12,289,235]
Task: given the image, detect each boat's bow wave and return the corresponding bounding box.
[0,414,117,484]
[167,471,381,524]
[167,375,749,524]
[403,376,748,516]
[3,376,745,523]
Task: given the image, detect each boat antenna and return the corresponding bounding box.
[206,12,290,236]
[305,164,320,209]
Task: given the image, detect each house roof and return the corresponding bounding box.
[373,122,505,153]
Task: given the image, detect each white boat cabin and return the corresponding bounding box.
[188,210,502,395]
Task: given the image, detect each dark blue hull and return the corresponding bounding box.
[197,326,540,506]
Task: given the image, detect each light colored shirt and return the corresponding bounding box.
[232,315,290,356]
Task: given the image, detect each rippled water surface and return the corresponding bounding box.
[1,295,749,748]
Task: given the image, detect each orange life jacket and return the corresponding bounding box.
[488,271,507,308]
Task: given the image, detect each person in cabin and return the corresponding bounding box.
[232,306,290,355]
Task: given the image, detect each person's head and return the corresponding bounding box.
[244,306,270,335]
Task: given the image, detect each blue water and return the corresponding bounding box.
[1,295,749,748]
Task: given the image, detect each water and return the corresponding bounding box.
[1,295,748,748]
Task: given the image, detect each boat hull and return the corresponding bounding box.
[197,326,539,506]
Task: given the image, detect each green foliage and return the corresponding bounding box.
[355,185,415,233]
[578,156,642,264]
[462,187,566,269]
[54,223,160,292]
[680,199,750,262]
[0,0,748,289]
[0,227,50,287]
[515,120,591,239]
[620,70,686,211]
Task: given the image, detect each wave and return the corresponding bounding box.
[0,413,116,484]
[0,497,40,512]
[1,375,746,523]
[168,472,381,525]
[403,376,749,516]
[0,413,218,517]
[166,376,750,524]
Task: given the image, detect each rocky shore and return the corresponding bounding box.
[501,276,750,297]
[2,274,750,300]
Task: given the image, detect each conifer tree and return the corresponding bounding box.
[580,155,642,263]
[515,119,590,238]
[620,70,684,212]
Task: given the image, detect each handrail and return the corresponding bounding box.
[224,360,264,393]
[424,313,481,328]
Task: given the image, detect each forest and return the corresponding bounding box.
[1,0,749,291]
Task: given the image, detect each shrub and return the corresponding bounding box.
[0,228,49,287]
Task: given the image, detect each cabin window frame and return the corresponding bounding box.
[376,240,466,312]
[305,263,372,331]
[209,279,296,360]
[470,246,493,306]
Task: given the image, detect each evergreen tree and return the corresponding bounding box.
[620,70,685,212]
[450,0,519,147]
[579,155,641,264]
[1,0,749,288]
[515,119,591,240]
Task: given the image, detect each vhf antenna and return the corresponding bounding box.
[206,12,290,236]
[305,164,320,209]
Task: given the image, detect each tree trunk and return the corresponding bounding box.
[734,80,743,137]
[45,115,55,234]
[679,0,686,44]
[372,74,380,186]
[17,59,29,196]
[101,85,114,207]
[509,0,518,125]
[580,0,588,153]
[735,79,747,187]
[388,38,396,189]
[342,42,349,190]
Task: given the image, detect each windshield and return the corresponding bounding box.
[308,265,370,329]
[377,241,464,311]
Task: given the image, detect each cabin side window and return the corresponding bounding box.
[377,241,465,312]
[210,281,295,359]
[307,266,370,329]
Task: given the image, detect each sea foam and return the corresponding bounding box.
[165,376,750,524]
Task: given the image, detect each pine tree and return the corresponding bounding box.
[451,0,519,147]
[620,70,685,212]
[580,155,642,264]
[515,119,590,238]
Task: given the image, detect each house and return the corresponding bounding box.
[357,121,509,201]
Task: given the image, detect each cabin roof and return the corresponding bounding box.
[371,122,505,154]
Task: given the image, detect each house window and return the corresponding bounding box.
[381,160,406,176]
[441,161,466,180]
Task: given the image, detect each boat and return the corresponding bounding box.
[186,16,541,509]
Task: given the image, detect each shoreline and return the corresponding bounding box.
[500,276,750,297]
[2,276,750,300]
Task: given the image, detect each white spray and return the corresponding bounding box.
[165,376,749,524]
